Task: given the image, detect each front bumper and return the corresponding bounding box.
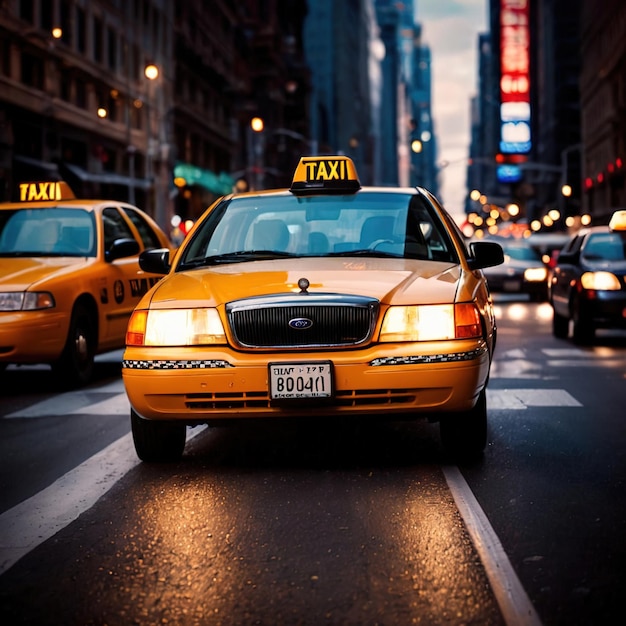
[122,340,492,423]
[0,310,67,363]
[579,290,626,328]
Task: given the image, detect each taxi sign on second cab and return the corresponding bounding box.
[18,181,76,202]
[290,156,361,194]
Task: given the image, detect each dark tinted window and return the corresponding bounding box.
[122,206,162,249]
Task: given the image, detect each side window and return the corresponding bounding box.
[102,207,135,251]
[122,206,163,249]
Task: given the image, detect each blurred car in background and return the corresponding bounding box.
[550,210,626,343]
[0,181,173,385]
[481,238,549,301]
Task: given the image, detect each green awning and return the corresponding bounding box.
[174,163,235,195]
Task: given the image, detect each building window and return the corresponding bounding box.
[107,27,117,71]
[21,52,45,90]
[19,0,35,24]
[76,7,86,54]
[60,0,73,48]
[94,16,104,64]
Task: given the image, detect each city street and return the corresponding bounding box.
[1,297,625,625]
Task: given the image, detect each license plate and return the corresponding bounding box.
[269,361,333,400]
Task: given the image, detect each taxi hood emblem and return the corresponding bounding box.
[289,317,313,330]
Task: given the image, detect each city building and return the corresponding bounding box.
[579,0,626,222]
[0,0,310,230]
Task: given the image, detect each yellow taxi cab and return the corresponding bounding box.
[0,181,173,386]
[122,156,504,462]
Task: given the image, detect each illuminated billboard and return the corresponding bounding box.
[500,0,531,154]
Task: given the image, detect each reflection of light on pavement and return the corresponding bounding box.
[493,302,553,322]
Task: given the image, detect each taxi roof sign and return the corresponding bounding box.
[290,156,361,194]
[609,210,626,231]
[18,181,76,202]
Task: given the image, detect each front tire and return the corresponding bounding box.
[52,302,96,387]
[131,409,186,462]
[572,297,594,344]
[440,388,487,461]
[552,309,569,338]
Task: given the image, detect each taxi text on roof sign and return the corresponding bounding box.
[290,156,361,194]
[18,181,76,202]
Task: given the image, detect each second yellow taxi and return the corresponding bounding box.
[122,156,504,462]
[0,181,173,386]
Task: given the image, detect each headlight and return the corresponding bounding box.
[580,271,621,290]
[523,267,548,282]
[126,308,227,346]
[379,303,482,342]
[0,292,55,311]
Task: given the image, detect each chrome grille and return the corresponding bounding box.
[227,293,379,348]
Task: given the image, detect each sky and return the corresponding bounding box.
[416,0,488,220]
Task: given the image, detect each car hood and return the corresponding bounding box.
[0,256,88,290]
[147,257,464,308]
[583,259,626,273]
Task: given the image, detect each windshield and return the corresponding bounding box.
[0,207,97,257]
[178,192,459,269]
[504,244,542,262]
[582,232,626,261]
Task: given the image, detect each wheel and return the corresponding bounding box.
[571,297,594,344]
[552,309,569,338]
[440,388,487,461]
[52,302,96,387]
[572,316,594,344]
[131,408,186,462]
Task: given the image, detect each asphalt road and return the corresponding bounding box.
[0,296,625,625]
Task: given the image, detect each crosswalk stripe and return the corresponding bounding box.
[488,389,582,410]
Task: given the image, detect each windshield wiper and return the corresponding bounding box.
[327,249,400,259]
[181,250,295,269]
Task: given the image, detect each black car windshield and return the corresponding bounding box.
[178,192,459,269]
[582,232,626,262]
[0,207,96,257]
[503,244,542,261]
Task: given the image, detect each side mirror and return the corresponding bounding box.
[468,241,504,270]
[106,238,140,262]
[138,247,171,274]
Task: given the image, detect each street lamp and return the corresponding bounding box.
[144,63,170,230]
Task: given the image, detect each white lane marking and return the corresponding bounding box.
[70,393,129,415]
[443,466,543,626]
[0,432,139,576]
[0,425,207,576]
[4,391,128,418]
[487,389,582,410]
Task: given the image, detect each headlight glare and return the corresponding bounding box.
[524,267,547,282]
[138,308,227,346]
[380,303,482,342]
[580,271,621,290]
[380,304,455,341]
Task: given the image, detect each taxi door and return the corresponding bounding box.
[98,206,153,349]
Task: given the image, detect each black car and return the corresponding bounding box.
[482,238,549,301]
[550,211,626,343]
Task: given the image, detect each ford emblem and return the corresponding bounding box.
[289,317,313,330]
